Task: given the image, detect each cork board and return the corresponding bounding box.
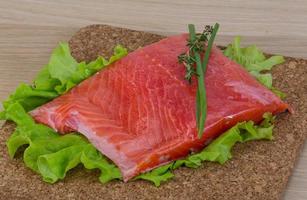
[0,25,306,200]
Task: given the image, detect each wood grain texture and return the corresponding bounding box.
[0,1,306,199]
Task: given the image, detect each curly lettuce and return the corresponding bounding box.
[1,38,278,186]
[223,36,285,98]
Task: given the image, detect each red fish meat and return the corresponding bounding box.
[30,34,288,181]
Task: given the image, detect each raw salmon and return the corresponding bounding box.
[30,34,288,181]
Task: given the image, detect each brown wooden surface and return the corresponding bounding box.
[0,1,306,199]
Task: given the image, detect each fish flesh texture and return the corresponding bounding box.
[30,34,288,181]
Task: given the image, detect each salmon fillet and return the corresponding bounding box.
[30,34,288,181]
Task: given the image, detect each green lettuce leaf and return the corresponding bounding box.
[223,36,285,98]
[80,145,122,183]
[34,65,60,91]
[47,43,79,85]
[1,83,58,114]
[50,43,127,94]
[136,163,175,186]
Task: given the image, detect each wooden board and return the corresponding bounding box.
[0,25,306,200]
[1,0,307,59]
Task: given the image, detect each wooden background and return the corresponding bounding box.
[0,0,306,199]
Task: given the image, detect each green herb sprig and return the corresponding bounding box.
[179,23,219,138]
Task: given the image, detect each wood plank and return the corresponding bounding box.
[0,0,307,58]
[0,1,306,199]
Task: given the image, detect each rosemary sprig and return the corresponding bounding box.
[179,23,219,138]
